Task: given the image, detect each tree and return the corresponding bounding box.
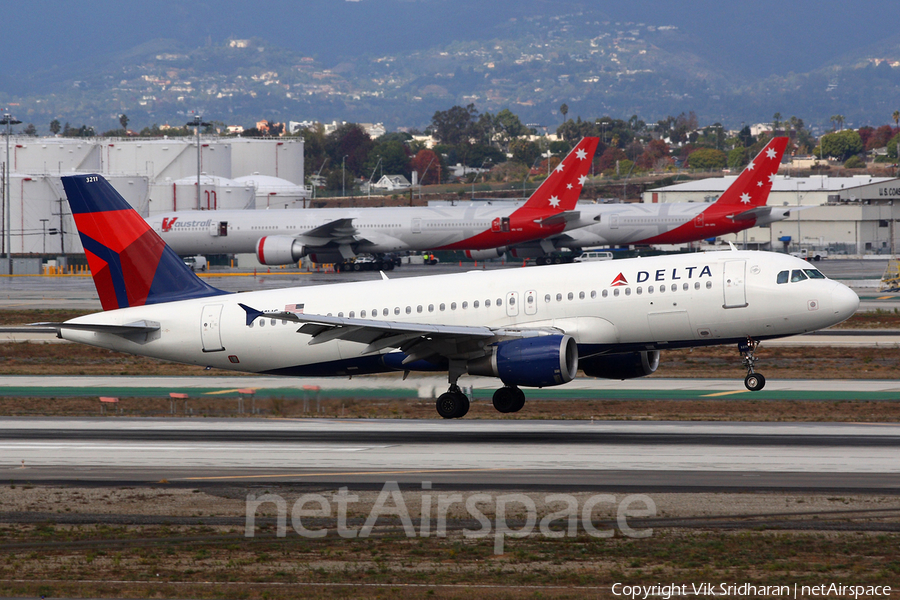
[830,114,845,131]
[686,148,727,170]
[119,114,129,131]
[510,139,541,167]
[430,104,479,145]
[820,130,863,161]
[325,123,373,178]
[893,110,899,129]
[772,112,782,132]
[49,119,61,136]
[843,155,865,169]
[491,109,527,152]
[736,125,754,148]
[727,147,750,170]
[559,103,568,123]
[637,139,670,170]
[365,139,410,179]
[410,149,445,185]
[23,123,37,136]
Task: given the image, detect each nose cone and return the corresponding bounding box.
[830,282,859,324]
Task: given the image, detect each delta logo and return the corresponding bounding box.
[610,273,628,286]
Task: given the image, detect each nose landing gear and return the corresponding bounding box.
[739,338,766,391]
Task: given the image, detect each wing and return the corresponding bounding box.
[238,304,557,364]
[297,218,360,245]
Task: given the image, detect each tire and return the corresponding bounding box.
[492,386,518,413]
[436,392,467,419]
[509,387,526,413]
[553,257,562,264]
[352,263,362,271]
[744,373,766,391]
[384,262,395,271]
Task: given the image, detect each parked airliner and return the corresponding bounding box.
[467,137,792,262]
[148,138,600,266]
[42,174,857,419]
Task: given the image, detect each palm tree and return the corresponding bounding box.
[893,110,899,130]
[559,103,569,124]
[830,115,844,131]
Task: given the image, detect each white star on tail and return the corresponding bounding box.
[578,175,588,186]
[746,160,755,171]
[768,173,776,183]
[555,162,565,173]
[548,195,561,207]
[766,147,777,159]
[576,148,587,160]
[567,183,574,189]
[740,193,751,204]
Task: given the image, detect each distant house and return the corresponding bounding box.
[371,175,411,191]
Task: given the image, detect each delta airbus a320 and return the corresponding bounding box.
[26,173,858,419]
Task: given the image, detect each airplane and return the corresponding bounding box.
[466,137,793,262]
[147,137,600,268]
[26,173,859,420]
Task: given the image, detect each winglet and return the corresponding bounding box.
[238,303,265,327]
[61,174,227,311]
[517,137,600,214]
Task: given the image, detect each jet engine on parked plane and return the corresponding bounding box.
[465,247,507,261]
[467,335,578,387]
[255,236,307,266]
[579,351,660,379]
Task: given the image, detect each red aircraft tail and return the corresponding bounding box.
[712,136,789,209]
[517,137,600,214]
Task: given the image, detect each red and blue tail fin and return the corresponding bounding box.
[62,174,227,311]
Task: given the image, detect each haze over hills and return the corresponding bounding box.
[2,0,899,133]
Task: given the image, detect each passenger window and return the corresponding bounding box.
[338,312,344,317]
[590,290,596,299]
[706,281,712,289]
[579,291,585,300]
[804,269,826,279]
[556,293,563,302]
[544,294,551,303]
[384,308,390,316]
[406,306,411,314]
[508,297,514,306]
[485,299,491,307]
[474,300,480,308]
[671,284,677,292]
[361,310,366,318]
[417,305,423,313]
[777,270,789,284]
[497,298,503,306]
[648,285,654,293]
[636,287,642,295]
[567,292,574,300]
[440,303,446,311]
[694,282,700,290]
[349,311,355,318]
[625,288,631,296]
[602,289,608,298]
[659,285,665,294]
[462,301,468,309]
[791,269,808,282]
[683,283,689,291]
[613,288,620,297]
[428,304,435,312]
[451,302,457,310]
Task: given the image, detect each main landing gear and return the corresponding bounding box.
[492,385,525,414]
[436,385,470,419]
[739,338,766,391]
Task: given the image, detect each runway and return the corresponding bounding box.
[1,417,898,493]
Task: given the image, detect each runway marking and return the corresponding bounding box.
[876,295,896,300]
[202,388,257,395]
[178,467,522,481]
[701,390,749,397]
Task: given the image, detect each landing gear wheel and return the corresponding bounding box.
[492,385,524,413]
[744,373,766,391]
[436,387,469,419]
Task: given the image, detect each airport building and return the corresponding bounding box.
[643,175,900,255]
[1,136,307,256]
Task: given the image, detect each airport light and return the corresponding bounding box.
[342,155,347,198]
[40,219,49,254]
[185,115,211,210]
[1,112,21,273]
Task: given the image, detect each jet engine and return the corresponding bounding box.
[255,236,307,266]
[467,335,578,387]
[465,247,507,260]
[579,351,660,379]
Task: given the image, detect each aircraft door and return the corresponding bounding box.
[610,214,619,229]
[201,304,225,352]
[491,217,511,233]
[723,260,748,308]
[524,290,537,315]
[412,218,422,234]
[506,291,519,318]
[694,212,704,228]
[209,221,228,237]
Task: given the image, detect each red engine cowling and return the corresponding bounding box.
[255,236,306,265]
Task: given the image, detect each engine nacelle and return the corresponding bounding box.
[465,247,506,260]
[579,351,660,380]
[467,335,578,388]
[255,236,306,266]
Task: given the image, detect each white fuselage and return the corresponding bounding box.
[62,251,858,381]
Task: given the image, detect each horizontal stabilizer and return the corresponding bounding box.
[0,320,160,337]
[534,210,580,228]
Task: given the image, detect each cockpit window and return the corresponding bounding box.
[776,270,789,284]
[804,269,826,279]
[790,269,808,282]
